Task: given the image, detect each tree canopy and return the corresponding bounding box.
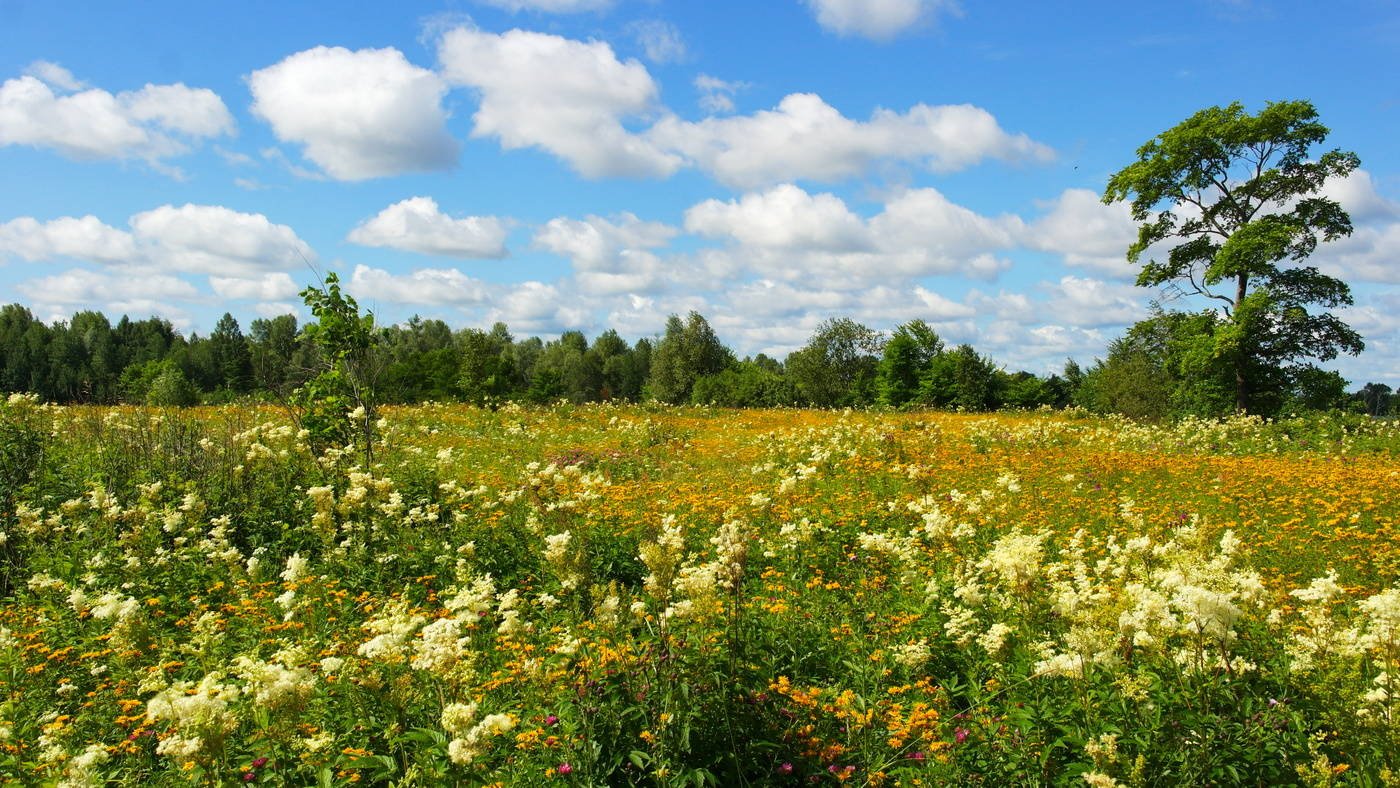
[1103,100,1363,413]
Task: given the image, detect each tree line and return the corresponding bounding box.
[0,300,1391,418]
[4,99,1391,420]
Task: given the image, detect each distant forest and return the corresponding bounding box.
[0,302,1393,419]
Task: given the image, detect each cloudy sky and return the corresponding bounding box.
[2,0,1397,384]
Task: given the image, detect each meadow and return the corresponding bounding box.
[1,395,1398,786]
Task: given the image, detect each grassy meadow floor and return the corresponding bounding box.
[1,398,1398,785]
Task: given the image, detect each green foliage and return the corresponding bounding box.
[0,395,48,594]
[1354,382,1394,417]
[921,344,1002,411]
[296,273,379,457]
[649,312,735,404]
[1078,310,1235,420]
[145,361,200,407]
[787,318,884,408]
[878,320,943,408]
[1104,100,1363,413]
[690,360,795,407]
[456,328,515,406]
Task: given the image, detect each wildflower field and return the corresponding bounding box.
[2,396,1398,786]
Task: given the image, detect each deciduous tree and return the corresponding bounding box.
[1103,100,1363,412]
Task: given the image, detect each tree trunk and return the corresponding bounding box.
[1234,274,1249,412]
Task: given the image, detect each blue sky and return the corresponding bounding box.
[2,0,1397,385]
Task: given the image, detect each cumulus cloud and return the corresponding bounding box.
[348,197,509,259]
[534,213,677,295]
[869,187,1022,267]
[684,184,1018,284]
[484,280,592,331]
[129,205,314,277]
[432,25,1048,186]
[437,27,680,178]
[0,204,314,279]
[723,279,853,319]
[0,215,138,263]
[804,0,962,40]
[1040,275,1148,327]
[0,64,233,166]
[248,46,459,180]
[686,184,870,251]
[1322,170,1400,224]
[1311,170,1400,284]
[347,264,491,306]
[16,269,200,330]
[535,213,674,267]
[1021,188,1138,275]
[209,272,300,301]
[648,93,1053,189]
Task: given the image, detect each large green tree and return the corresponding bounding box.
[648,312,734,404]
[1103,100,1363,413]
[786,318,883,408]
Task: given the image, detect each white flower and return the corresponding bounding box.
[281,553,309,584]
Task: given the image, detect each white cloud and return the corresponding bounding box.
[911,286,977,319]
[870,187,1023,266]
[16,269,200,317]
[348,196,509,259]
[124,84,235,138]
[724,279,852,319]
[628,20,687,64]
[433,25,1048,187]
[1041,275,1148,327]
[24,60,84,91]
[534,213,676,295]
[1312,170,1400,284]
[210,272,300,301]
[253,301,302,320]
[248,46,459,180]
[474,0,614,12]
[1322,169,1400,224]
[535,213,674,267]
[485,280,591,331]
[347,264,492,306]
[0,204,314,278]
[685,184,870,251]
[0,215,137,263]
[129,204,314,277]
[694,74,746,115]
[683,184,1018,285]
[1022,188,1138,275]
[804,0,962,40]
[648,93,1053,189]
[0,67,233,165]
[438,27,679,178]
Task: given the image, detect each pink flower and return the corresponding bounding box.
[955,727,970,744]
[544,714,559,726]
[252,757,269,769]
[558,762,573,775]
